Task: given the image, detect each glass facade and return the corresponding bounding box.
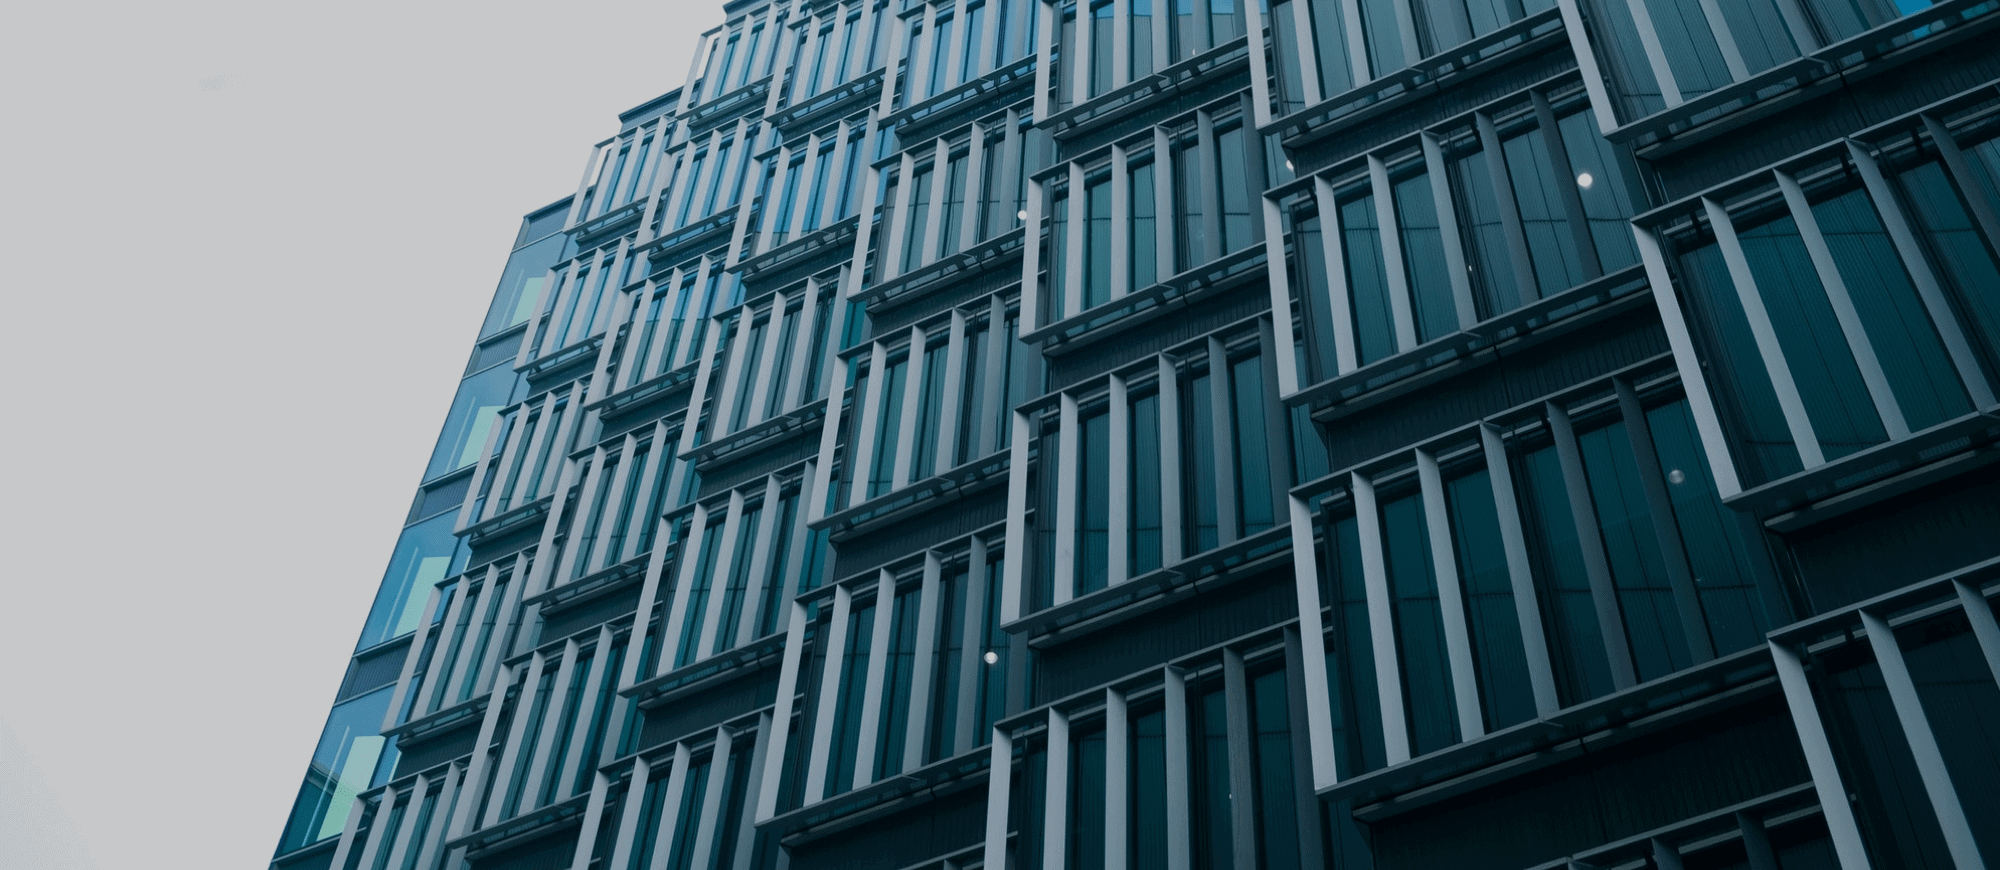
[279,3,2000,870]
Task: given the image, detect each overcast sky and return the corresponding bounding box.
[0,2,717,866]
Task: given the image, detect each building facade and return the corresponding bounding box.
[274,0,2000,868]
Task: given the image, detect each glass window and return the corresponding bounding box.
[1577,417,1693,682]
[1644,399,1771,655]
[1250,667,1302,870]
[481,234,567,337]
[1132,157,1159,288]
[1339,192,1399,365]
[278,687,401,854]
[1231,356,1276,535]
[1323,512,1389,774]
[1070,723,1108,870]
[1501,126,1589,297]
[1130,390,1164,574]
[1182,370,1221,552]
[358,513,468,650]
[1085,173,1114,309]
[1444,468,1537,729]
[1392,166,1461,342]
[423,364,522,481]
[1079,408,1112,594]
[1515,444,1615,704]
[1190,676,1235,869]
[1380,491,1461,754]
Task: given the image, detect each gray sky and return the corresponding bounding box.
[0,2,716,866]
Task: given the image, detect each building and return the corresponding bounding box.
[272,0,2000,868]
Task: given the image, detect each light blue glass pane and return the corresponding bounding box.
[481,234,567,337]
[358,512,467,650]
[278,687,401,855]
[424,362,524,481]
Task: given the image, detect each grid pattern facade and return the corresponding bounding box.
[276,0,2000,868]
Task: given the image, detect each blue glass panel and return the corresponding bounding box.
[480,234,568,337]
[1131,708,1169,867]
[1380,492,1460,754]
[1639,0,1733,99]
[278,687,401,855]
[1515,445,1615,704]
[1577,419,1692,682]
[357,513,468,650]
[1555,111,1640,272]
[423,364,523,481]
[1445,469,1536,728]
[1131,392,1164,574]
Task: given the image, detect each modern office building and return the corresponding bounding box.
[274,0,2000,868]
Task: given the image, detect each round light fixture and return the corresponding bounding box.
[983,650,1000,665]
[1576,172,1595,189]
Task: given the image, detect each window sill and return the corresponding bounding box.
[769,69,884,140]
[1733,407,2000,531]
[568,197,647,249]
[682,76,771,134]
[637,207,735,261]
[1263,9,1564,153]
[735,214,860,287]
[811,448,1011,543]
[1295,264,1649,423]
[587,360,699,421]
[1331,643,1779,819]
[1610,0,2000,159]
[762,747,991,848]
[686,399,826,470]
[520,334,602,383]
[623,628,787,710]
[850,226,1026,312]
[442,789,591,863]
[1043,37,1250,143]
[1006,523,1294,649]
[383,692,489,744]
[526,549,655,622]
[1023,244,1266,356]
[461,494,553,548]
[882,56,1037,143]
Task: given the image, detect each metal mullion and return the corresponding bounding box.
[1690,0,1750,81]
[445,659,516,840]
[1421,133,1480,329]
[913,6,942,104]
[516,641,580,812]
[619,423,670,564]
[1112,0,1132,88]
[1554,0,1621,133]
[1154,127,1176,281]
[1163,666,1193,870]
[1859,610,1988,868]
[809,355,850,523]
[946,0,974,90]
[849,343,891,508]
[555,626,617,803]
[695,493,748,660]
[923,139,953,264]
[728,715,773,870]
[1775,170,1910,438]
[756,602,812,822]
[350,790,397,870]
[1390,0,1420,73]
[1620,0,1685,106]
[1111,145,1132,299]
[1703,196,1827,467]
[525,456,583,601]
[1314,175,1362,374]
[619,511,676,690]
[934,311,970,473]
[803,585,854,803]
[482,655,547,827]
[1369,154,1421,351]
[1339,0,1371,85]
[725,126,766,263]
[851,573,901,788]
[684,727,735,870]
[954,538,992,754]
[1104,687,1130,870]
[886,153,919,277]
[1066,162,1088,318]
[1954,580,2000,684]
[756,146,795,252]
[1286,496,1342,787]
[603,759,652,868]
[650,744,695,870]
[1417,449,1487,740]
[1054,393,1082,604]
[1023,176,1047,329]
[458,405,508,531]
[639,269,684,383]
[982,730,1014,870]
[782,279,824,411]
[614,283,653,393]
[1352,472,1413,763]
[1157,355,1186,563]
[1108,374,1132,585]
[979,0,1004,73]
[1264,195,1304,396]
[657,504,713,677]
[566,773,614,870]
[470,560,532,700]
[555,448,609,582]
[414,569,477,716]
[567,141,608,228]
[734,477,786,647]
[637,146,685,246]
[540,257,588,358]
[382,582,448,731]
[1208,338,1241,544]
[484,406,531,522]
[1222,649,1259,870]
[1614,380,1717,662]
[1197,112,1224,263]
[1846,137,1996,407]
[1546,401,1640,690]
[1475,111,1543,311]
[977,295,1010,457]
[1043,708,1072,870]
[1480,423,1563,715]
[1285,1,1325,105]
[893,327,929,489]
[408,762,462,870]
[902,553,945,771]
[962,127,988,251]
[1002,411,1034,624]
[1635,229,1744,497]
[1073,0,1095,107]
[788,137,825,242]
[668,259,715,370]
[710,312,758,436]
[1036,0,1059,117]
[1530,92,1604,281]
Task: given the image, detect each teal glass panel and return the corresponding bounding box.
[1644,400,1771,655]
[1093,1,1115,96]
[1086,174,1114,308]
[1896,158,2000,382]
[1230,356,1276,534]
[1210,0,1239,44]
[1502,127,1588,297]
[424,364,522,481]
[1449,146,1519,317]
[481,233,568,337]
[1515,445,1615,704]
[1736,215,1889,459]
[713,504,764,655]
[1675,241,1805,482]
[930,15,957,97]
[1811,188,1971,431]
[826,602,875,796]
[623,773,671,870]
[1577,419,1692,682]
[278,687,401,855]
[874,589,919,780]
[1392,168,1461,342]
[1131,708,1169,868]
[1309,0,1357,97]
[928,567,967,763]
[537,647,594,806]
[939,153,969,257]
[1638,0,1732,99]
[1444,469,1536,728]
[501,666,558,817]
[1130,392,1164,574]
[1717,0,1801,73]
[975,555,1009,740]
[1132,159,1159,289]
[1191,679,1235,869]
[662,754,710,870]
[1359,0,1406,74]
[1323,512,1388,773]
[1070,725,1108,870]
[1555,110,1640,271]
[1380,492,1461,754]
[1080,410,1112,594]
[912,343,950,481]
[1218,126,1254,253]
[1176,136,1207,271]
[1339,194,1399,364]
[1132,0,1157,77]
[1251,667,1302,870]
[1050,189,1071,318]
[902,166,935,273]
[1183,371,1221,552]
[673,522,725,669]
[358,512,468,650]
[869,356,909,499]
